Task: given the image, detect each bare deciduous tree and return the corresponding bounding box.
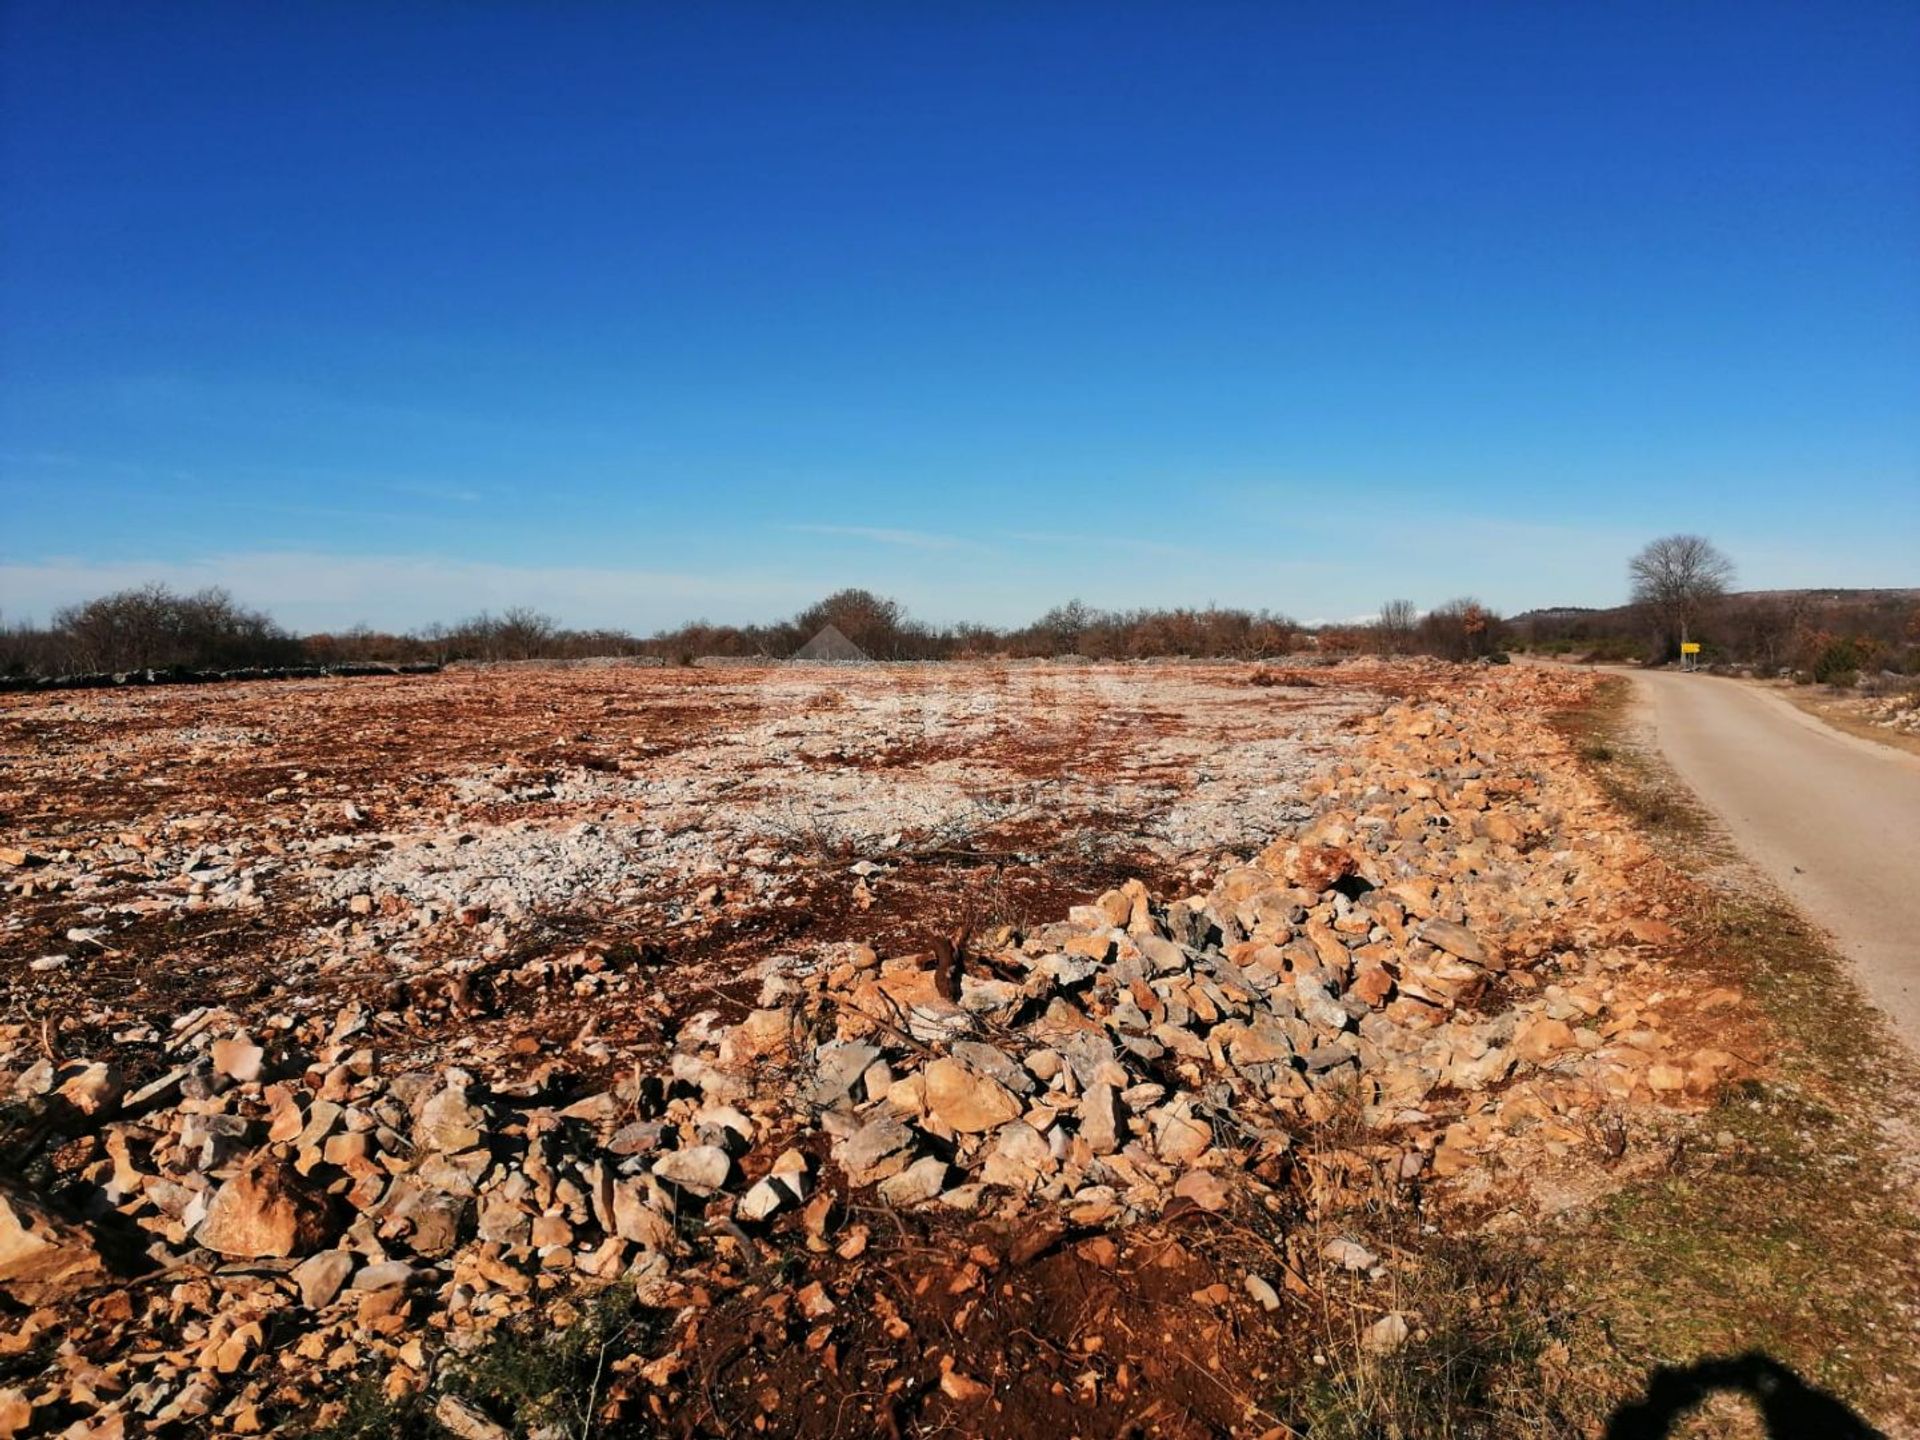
[1629,535,1734,655]
[49,584,299,673]
[1037,599,1093,655]
[1377,599,1418,654]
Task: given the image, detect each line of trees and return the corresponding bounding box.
[632,590,1305,662]
[1318,597,1507,662]
[1509,535,1920,681]
[27,539,1907,684]
[0,584,304,676]
[0,589,654,678]
[2,583,1510,680]
[305,609,651,667]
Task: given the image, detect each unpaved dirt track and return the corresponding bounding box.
[1633,669,1920,1050]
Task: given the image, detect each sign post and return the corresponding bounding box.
[1680,641,1702,672]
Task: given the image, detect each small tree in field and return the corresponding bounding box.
[1377,599,1418,654]
[1418,597,1503,661]
[1629,535,1734,658]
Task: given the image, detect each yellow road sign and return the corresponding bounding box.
[1680,642,1701,654]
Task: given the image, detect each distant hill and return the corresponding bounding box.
[1512,587,1920,626]
[1721,587,1920,605]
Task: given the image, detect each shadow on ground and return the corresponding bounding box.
[1605,1353,1884,1438]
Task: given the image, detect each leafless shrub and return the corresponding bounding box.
[1376,598,1418,654]
[3,584,302,676]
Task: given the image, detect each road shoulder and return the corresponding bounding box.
[1552,679,1920,1435]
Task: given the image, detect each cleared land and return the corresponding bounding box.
[1,663,1381,1080]
[2,661,1916,1438]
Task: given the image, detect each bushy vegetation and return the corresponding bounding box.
[4,581,1518,681]
[307,1290,663,1440]
[0,589,650,678]
[637,590,1302,662]
[308,608,652,667]
[1320,597,1508,661]
[1510,591,1920,680]
[1,584,302,677]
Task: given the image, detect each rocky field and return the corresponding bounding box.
[0,661,1759,1438]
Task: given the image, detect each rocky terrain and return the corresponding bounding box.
[1849,686,1920,738]
[0,661,1747,1437]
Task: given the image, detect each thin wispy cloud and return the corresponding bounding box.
[783,523,982,552]
[0,451,488,507]
[1008,530,1208,562]
[387,481,485,505]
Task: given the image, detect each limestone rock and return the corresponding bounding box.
[1418,918,1492,969]
[803,1043,882,1109]
[652,1145,732,1195]
[1075,1082,1127,1155]
[982,1121,1055,1191]
[291,1249,355,1309]
[195,1157,336,1259]
[0,1185,106,1301]
[611,1182,678,1249]
[55,1063,122,1118]
[415,1083,487,1154]
[1172,1170,1228,1212]
[211,1036,265,1084]
[1364,1312,1410,1354]
[922,1057,1022,1133]
[877,1156,950,1206]
[738,1176,799,1223]
[1323,1237,1378,1272]
[1512,1016,1576,1064]
[834,1116,916,1186]
[436,1394,510,1440]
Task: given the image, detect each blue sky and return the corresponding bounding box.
[3,2,1916,632]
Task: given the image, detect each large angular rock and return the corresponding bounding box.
[1076,1082,1127,1155]
[981,1121,1055,1192]
[834,1115,916,1186]
[949,1042,1035,1095]
[437,1395,511,1440]
[195,1156,336,1259]
[739,1175,803,1223]
[1294,974,1351,1032]
[55,1062,122,1119]
[1512,1016,1576,1064]
[651,1145,733,1196]
[415,1082,487,1153]
[720,1008,794,1067]
[611,1181,678,1249]
[1172,1170,1228,1212]
[211,1036,265,1084]
[1225,1020,1294,1068]
[1277,843,1360,893]
[922,1058,1022,1134]
[291,1249,355,1309]
[877,1156,950,1206]
[1418,919,1492,969]
[1152,1107,1212,1165]
[0,1185,106,1301]
[1134,936,1189,975]
[802,1042,883,1110]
